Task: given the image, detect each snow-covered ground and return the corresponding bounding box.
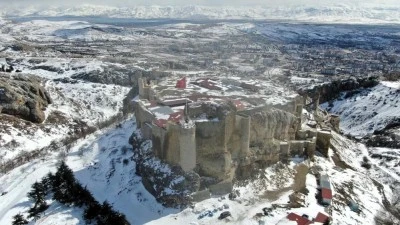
[0,117,394,225]
[321,81,400,137]
[0,119,176,225]
[0,57,131,162]
[242,22,399,46]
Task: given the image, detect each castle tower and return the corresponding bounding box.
[138,78,152,100]
[239,115,251,157]
[179,102,196,172]
[179,123,196,172]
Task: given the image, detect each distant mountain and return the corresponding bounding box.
[1,4,400,24]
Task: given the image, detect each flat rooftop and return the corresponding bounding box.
[152,75,298,109]
[141,75,300,128]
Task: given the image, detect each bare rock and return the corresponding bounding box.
[0,74,52,123]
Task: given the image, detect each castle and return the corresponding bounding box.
[134,76,331,196]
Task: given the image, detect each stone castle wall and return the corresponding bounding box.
[144,101,320,182]
[135,101,155,133]
[134,78,332,198]
[179,125,196,172]
[195,120,231,180]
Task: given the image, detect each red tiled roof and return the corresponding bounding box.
[198,79,222,90]
[314,212,329,224]
[287,213,312,225]
[321,188,332,200]
[168,111,183,123]
[153,111,184,128]
[154,119,167,128]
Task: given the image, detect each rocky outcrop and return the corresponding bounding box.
[71,66,170,87]
[317,130,332,157]
[383,71,400,82]
[365,125,400,148]
[248,108,299,142]
[300,76,379,104]
[0,74,52,123]
[131,131,199,208]
[122,87,139,115]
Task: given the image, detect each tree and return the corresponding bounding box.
[96,201,114,224]
[107,212,129,225]
[27,181,49,220]
[41,172,54,194]
[12,213,28,225]
[27,182,46,204]
[27,202,49,221]
[52,161,76,205]
[83,202,102,224]
[96,201,129,225]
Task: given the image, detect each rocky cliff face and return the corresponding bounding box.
[301,76,379,104]
[71,66,170,87]
[249,108,298,142]
[234,108,300,179]
[0,74,52,123]
[131,131,200,208]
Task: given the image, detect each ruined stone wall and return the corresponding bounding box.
[195,120,232,180]
[152,125,168,161]
[164,124,181,165]
[297,129,316,140]
[138,78,149,99]
[135,101,155,131]
[288,140,306,157]
[142,123,153,140]
[306,138,317,158]
[226,114,251,160]
[239,115,251,158]
[317,130,332,157]
[152,123,197,172]
[279,142,290,161]
[195,121,227,155]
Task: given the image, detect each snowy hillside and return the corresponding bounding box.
[1,11,399,225]
[321,81,400,137]
[2,4,400,24]
[0,57,131,162]
[0,119,174,225]
[1,117,397,225]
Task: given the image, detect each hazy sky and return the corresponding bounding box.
[0,0,399,7]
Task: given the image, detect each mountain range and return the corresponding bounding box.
[1,4,400,24]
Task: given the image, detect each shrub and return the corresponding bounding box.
[12,213,28,225]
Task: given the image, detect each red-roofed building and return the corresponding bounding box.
[314,212,329,224]
[287,213,312,225]
[161,98,191,107]
[168,111,183,123]
[321,188,332,205]
[176,77,187,89]
[153,111,184,128]
[197,78,222,90]
[154,119,168,128]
